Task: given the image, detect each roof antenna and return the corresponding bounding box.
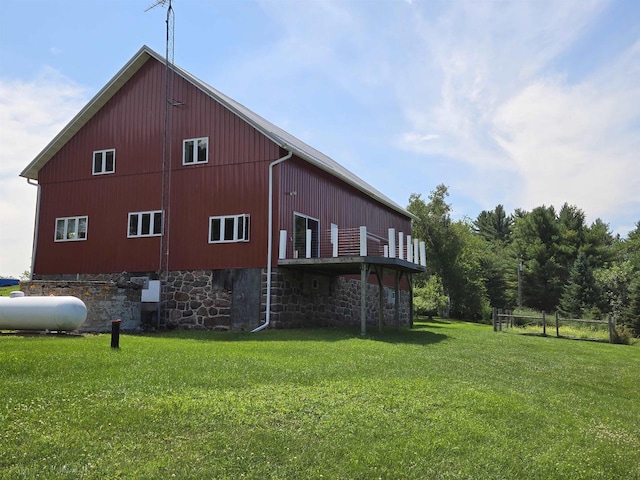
[146,0,175,330]
[145,0,174,67]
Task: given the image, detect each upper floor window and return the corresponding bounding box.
[128,210,163,238]
[55,216,88,242]
[183,137,208,165]
[93,149,115,175]
[209,214,250,243]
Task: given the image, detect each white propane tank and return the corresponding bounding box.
[0,295,87,331]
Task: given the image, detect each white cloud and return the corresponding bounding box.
[493,40,640,220]
[389,0,640,226]
[398,0,609,165]
[211,0,637,231]
[0,68,87,277]
[403,133,440,143]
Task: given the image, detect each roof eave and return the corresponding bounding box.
[20,45,155,180]
[165,61,414,220]
[287,147,416,220]
[19,45,415,221]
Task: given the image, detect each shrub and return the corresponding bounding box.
[414,275,448,317]
[611,325,634,345]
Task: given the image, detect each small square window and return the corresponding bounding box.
[92,149,116,175]
[183,137,208,165]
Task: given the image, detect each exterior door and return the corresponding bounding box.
[293,213,320,258]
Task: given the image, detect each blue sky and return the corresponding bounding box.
[1,0,639,277]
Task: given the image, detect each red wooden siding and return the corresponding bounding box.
[34,57,282,275]
[277,158,411,242]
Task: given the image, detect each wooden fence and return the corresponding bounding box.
[492,308,616,344]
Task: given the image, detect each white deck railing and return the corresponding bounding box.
[278,226,427,267]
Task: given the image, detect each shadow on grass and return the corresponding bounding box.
[418,318,453,325]
[146,325,448,347]
[361,328,448,346]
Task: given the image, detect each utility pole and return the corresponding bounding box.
[146,0,175,329]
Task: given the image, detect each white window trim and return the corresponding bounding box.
[127,210,163,238]
[209,214,250,244]
[182,137,209,165]
[92,148,116,175]
[293,212,321,258]
[55,216,88,242]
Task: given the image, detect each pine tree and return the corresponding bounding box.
[559,252,598,318]
[625,278,640,335]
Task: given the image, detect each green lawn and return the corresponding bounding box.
[1,320,638,479]
[0,285,21,297]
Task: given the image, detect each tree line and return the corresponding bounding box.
[408,184,640,336]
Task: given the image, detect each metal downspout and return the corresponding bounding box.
[252,149,293,333]
[27,179,41,281]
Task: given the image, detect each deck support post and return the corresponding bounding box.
[360,263,372,336]
[394,271,402,329]
[407,273,414,328]
[374,266,385,333]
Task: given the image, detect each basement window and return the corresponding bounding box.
[55,216,88,242]
[183,137,208,165]
[209,214,250,243]
[128,210,163,238]
[92,148,115,175]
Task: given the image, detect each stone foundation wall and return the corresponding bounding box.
[268,269,411,329]
[21,280,142,332]
[30,268,412,332]
[163,269,263,331]
[164,270,232,330]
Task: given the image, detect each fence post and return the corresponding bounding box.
[555,311,560,338]
[542,311,546,336]
[492,307,497,332]
[498,309,503,331]
[111,319,122,349]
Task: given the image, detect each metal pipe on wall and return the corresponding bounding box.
[252,149,293,333]
[27,179,41,280]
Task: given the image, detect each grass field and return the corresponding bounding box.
[0,285,21,297]
[1,319,639,479]
[509,322,615,343]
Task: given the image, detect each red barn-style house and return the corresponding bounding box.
[20,46,426,333]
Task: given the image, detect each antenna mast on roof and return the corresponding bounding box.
[145,0,175,66]
[146,0,175,329]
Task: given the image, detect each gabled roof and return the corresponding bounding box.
[21,45,412,219]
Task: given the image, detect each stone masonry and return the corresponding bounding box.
[21,280,142,332]
[29,267,412,332]
[164,270,233,330]
[267,269,411,329]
